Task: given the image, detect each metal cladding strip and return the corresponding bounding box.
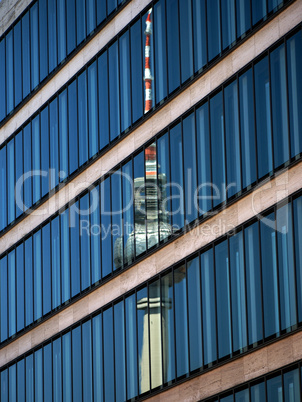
[144,8,153,114]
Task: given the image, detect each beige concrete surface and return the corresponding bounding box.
[1,0,301,252]
[1,161,302,366]
[0,0,32,37]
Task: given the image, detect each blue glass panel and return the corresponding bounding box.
[235,389,249,402]
[255,56,273,178]
[39,0,48,81]
[101,177,112,277]
[0,256,8,342]
[0,39,6,120]
[112,170,123,270]
[93,314,103,402]
[230,232,247,353]
[221,395,233,402]
[196,102,212,215]
[244,222,263,345]
[15,131,23,218]
[17,361,25,402]
[207,0,221,61]
[80,193,91,290]
[6,31,14,114]
[170,123,184,230]
[131,19,143,121]
[59,90,68,181]
[284,368,300,402]
[103,308,114,401]
[14,21,22,107]
[260,213,280,338]
[109,42,120,141]
[44,343,53,402]
[8,365,16,402]
[70,202,80,296]
[193,0,207,72]
[30,3,39,90]
[277,204,296,330]
[122,162,134,266]
[7,139,15,224]
[8,251,16,338]
[267,375,282,402]
[68,80,78,174]
[225,80,241,197]
[78,70,88,166]
[1,369,8,402]
[26,355,34,401]
[35,349,43,401]
[16,244,24,332]
[57,0,67,63]
[252,0,267,25]
[236,0,251,38]
[268,0,283,12]
[120,31,131,132]
[42,223,51,315]
[22,12,31,98]
[133,151,146,257]
[97,0,106,24]
[216,240,232,359]
[107,0,117,15]
[293,196,302,323]
[41,107,50,197]
[183,112,198,223]
[52,216,61,308]
[53,338,62,401]
[32,115,40,204]
[187,257,202,371]
[271,44,289,168]
[125,294,137,400]
[239,68,257,188]
[61,209,70,303]
[154,0,167,104]
[210,92,226,207]
[175,265,189,377]
[67,0,76,55]
[33,231,42,321]
[82,321,93,401]
[162,273,175,383]
[180,0,193,83]
[0,146,7,231]
[76,0,86,45]
[287,32,302,158]
[98,52,110,149]
[23,123,32,212]
[222,0,236,50]
[87,0,96,35]
[90,186,101,283]
[114,301,126,400]
[72,326,82,402]
[149,280,162,389]
[137,286,150,393]
[48,0,58,72]
[88,61,98,158]
[50,98,59,189]
[167,0,180,93]
[25,238,33,327]
[62,332,72,402]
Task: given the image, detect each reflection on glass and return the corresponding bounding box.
[267,375,283,402]
[284,368,300,402]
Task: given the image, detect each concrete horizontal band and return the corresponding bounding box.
[1,0,302,253]
[0,0,152,145]
[1,161,301,367]
[0,0,32,37]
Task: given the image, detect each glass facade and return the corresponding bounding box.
[0,3,299,234]
[1,193,302,399]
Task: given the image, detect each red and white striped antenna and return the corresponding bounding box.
[144,8,153,114]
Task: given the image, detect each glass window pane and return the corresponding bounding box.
[0,256,8,342]
[32,115,40,204]
[210,91,226,207]
[193,0,207,72]
[131,18,143,121]
[15,131,24,218]
[76,0,86,45]
[59,89,68,181]
[284,368,300,402]
[14,21,22,107]
[125,295,137,400]
[268,0,283,12]
[41,107,50,197]
[252,0,267,25]
[154,1,167,104]
[48,0,58,72]
[107,0,117,15]
[33,231,42,321]
[122,161,134,266]
[293,196,302,323]
[17,361,25,402]
[0,39,6,120]
[58,0,67,63]
[50,98,59,190]
[6,31,14,114]
[23,123,32,212]
[146,143,159,250]
[97,0,106,24]
[78,71,88,166]
[53,338,62,401]
[87,0,96,35]
[239,68,257,188]
[0,146,7,231]
[67,0,76,54]
[92,314,103,402]
[207,0,221,61]
[134,151,146,257]
[9,365,16,402]
[83,321,93,401]
[7,139,15,224]
[42,223,52,315]
[0,369,8,402]
[25,238,33,327]
[98,52,110,150]
[26,355,34,401]
[72,326,82,402]
[244,222,263,345]
[201,248,217,365]
[109,41,120,141]
[61,209,70,303]
[90,187,101,284]
[44,343,53,402]
[222,0,236,50]
[22,12,31,98]
[287,31,302,158]
[267,375,283,402]
[101,178,112,278]
[80,193,91,291]
[230,232,247,353]
[70,202,80,296]
[16,243,25,333]
[271,44,289,168]
[114,301,126,400]
[180,0,193,83]
[39,0,48,81]
[225,80,241,197]
[8,251,16,338]
[88,61,98,158]
[255,57,273,178]
[235,388,249,402]
[68,80,78,174]
[236,0,251,38]
[112,170,123,270]
[119,31,131,133]
[52,216,61,309]
[260,213,280,338]
[30,3,39,90]
[103,308,114,401]
[63,332,72,402]
[137,286,150,393]
[35,349,43,401]
[167,0,180,93]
